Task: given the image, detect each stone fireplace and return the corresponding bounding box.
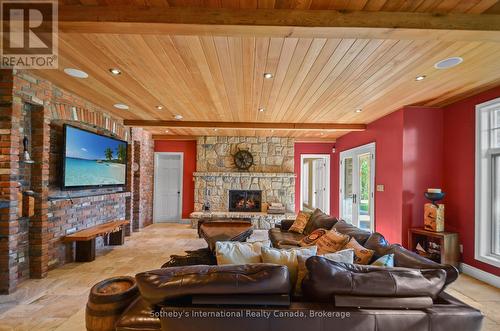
[191,136,296,229]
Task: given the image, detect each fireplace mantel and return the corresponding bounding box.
[193,172,296,178]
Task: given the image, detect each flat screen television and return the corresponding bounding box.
[62,124,128,189]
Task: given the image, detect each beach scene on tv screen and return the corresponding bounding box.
[64,126,126,187]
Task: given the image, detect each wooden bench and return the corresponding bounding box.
[63,220,130,262]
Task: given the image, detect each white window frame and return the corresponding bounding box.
[475,97,500,268]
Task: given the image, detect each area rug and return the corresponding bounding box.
[161,248,216,268]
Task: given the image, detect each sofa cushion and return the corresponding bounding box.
[261,246,317,289]
[315,229,350,255]
[363,232,391,260]
[302,257,447,302]
[115,297,161,331]
[333,220,371,245]
[215,241,271,265]
[295,249,354,296]
[344,237,375,265]
[269,228,305,248]
[289,211,312,233]
[299,228,328,247]
[303,209,339,235]
[136,264,290,305]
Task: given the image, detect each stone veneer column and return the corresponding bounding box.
[29,97,50,278]
[0,69,20,293]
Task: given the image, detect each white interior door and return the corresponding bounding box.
[340,143,375,231]
[300,155,330,214]
[154,153,183,222]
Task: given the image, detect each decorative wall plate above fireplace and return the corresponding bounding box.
[233,149,254,171]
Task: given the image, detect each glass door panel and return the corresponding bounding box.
[358,153,372,230]
[342,157,353,224]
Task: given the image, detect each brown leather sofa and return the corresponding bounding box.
[115,262,482,331]
[111,210,479,331]
[269,209,459,284]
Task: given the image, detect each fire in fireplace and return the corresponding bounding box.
[228,190,262,212]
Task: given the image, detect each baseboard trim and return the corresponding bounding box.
[460,263,500,288]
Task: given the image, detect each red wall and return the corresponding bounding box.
[294,143,336,215]
[402,107,444,247]
[443,86,500,276]
[334,110,405,244]
[154,140,197,219]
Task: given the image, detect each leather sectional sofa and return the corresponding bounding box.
[110,210,482,331]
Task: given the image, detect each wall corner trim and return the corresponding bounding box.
[460,263,500,288]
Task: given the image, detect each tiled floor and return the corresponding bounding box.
[0,223,498,331]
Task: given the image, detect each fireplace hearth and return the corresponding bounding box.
[228,190,262,212]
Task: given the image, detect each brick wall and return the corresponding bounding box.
[0,69,154,293]
[131,128,154,230]
[0,70,20,294]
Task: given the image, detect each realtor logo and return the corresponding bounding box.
[1,0,58,69]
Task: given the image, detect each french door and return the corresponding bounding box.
[339,143,375,231]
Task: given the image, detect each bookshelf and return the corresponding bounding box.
[408,228,459,267]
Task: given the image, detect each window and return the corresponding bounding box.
[476,97,500,267]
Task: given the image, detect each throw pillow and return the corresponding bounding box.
[299,228,328,247]
[215,241,271,265]
[303,209,338,235]
[288,211,312,234]
[371,253,394,267]
[344,237,375,265]
[315,228,350,255]
[261,246,317,288]
[295,248,354,296]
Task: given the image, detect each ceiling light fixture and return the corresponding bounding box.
[64,68,88,79]
[214,128,218,132]
[156,105,163,110]
[113,103,129,110]
[258,108,265,112]
[355,108,363,113]
[109,68,121,75]
[415,75,426,81]
[173,114,183,120]
[165,129,169,133]
[434,57,463,69]
[264,73,273,79]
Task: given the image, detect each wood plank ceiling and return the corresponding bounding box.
[32,1,500,139]
[61,0,500,14]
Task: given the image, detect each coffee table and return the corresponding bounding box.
[199,221,254,252]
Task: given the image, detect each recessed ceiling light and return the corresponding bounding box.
[415,75,426,81]
[109,68,121,75]
[434,57,463,69]
[64,68,88,79]
[156,105,163,110]
[263,73,273,79]
[355,108,363,113]
[165,129,169,133]
[214,128,218,132]
[258,108,265,112]
[173,114,183,120]
[113,103,129,110]
[320,132,324,136]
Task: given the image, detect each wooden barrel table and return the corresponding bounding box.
[86,276,139,331]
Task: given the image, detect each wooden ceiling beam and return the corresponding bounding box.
[57,6,500,41]
[151,134,337,142]
[124,120,366,131]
